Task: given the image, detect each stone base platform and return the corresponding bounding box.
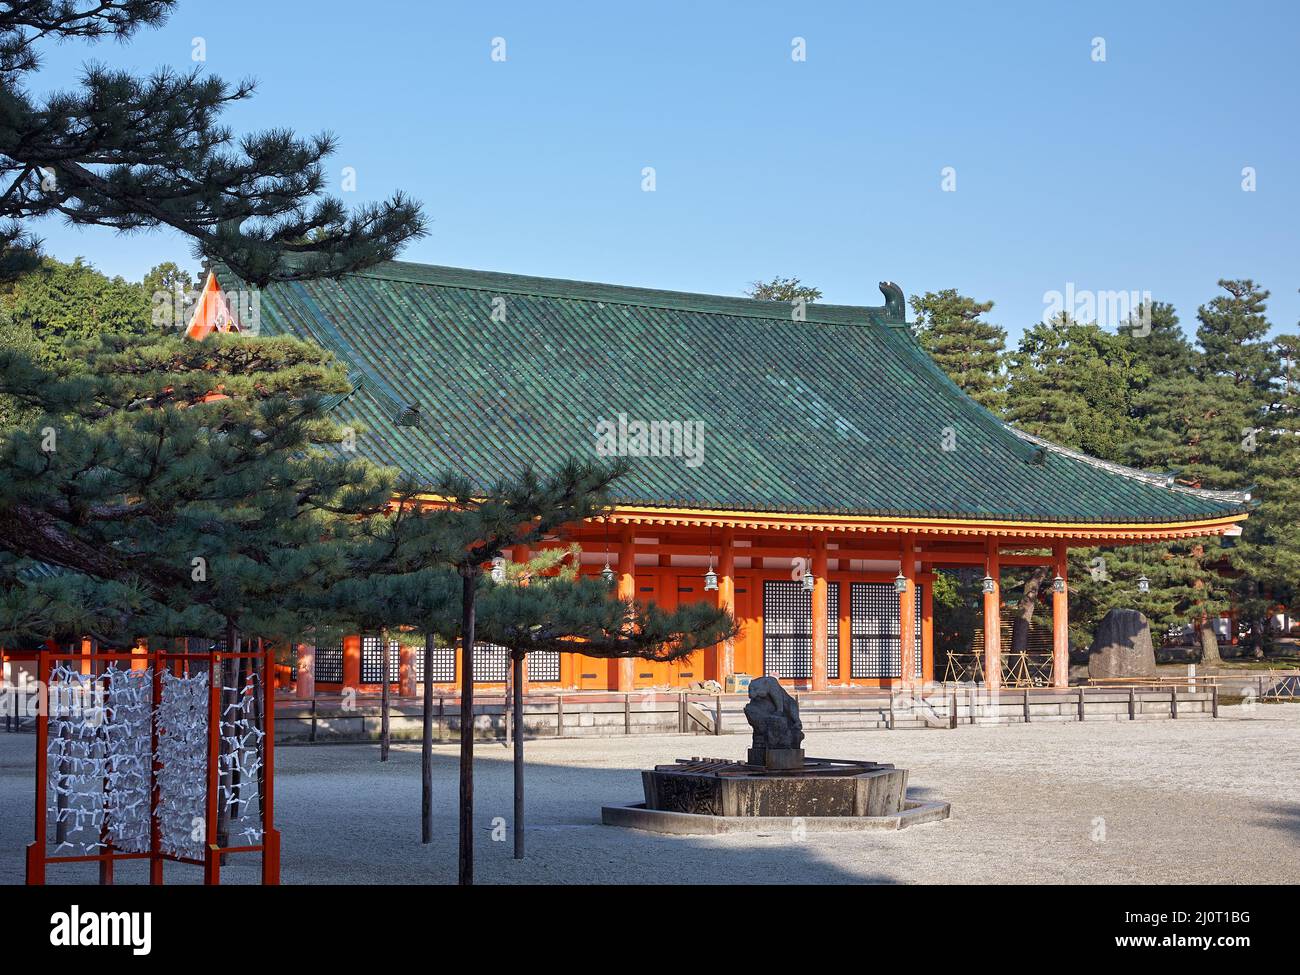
[601,797,951,834]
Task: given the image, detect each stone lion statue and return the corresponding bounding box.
[744,676,805,750]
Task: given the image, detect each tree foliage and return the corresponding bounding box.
[909,289,1007,413]
[0,1,426,284]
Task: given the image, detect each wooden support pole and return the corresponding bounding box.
[811,533,829,691]
[899,536,917,686]
[949,690,957,730]
[295,642,315,700]
[261,643,281,884]
[615,526,635,692]
[1129,687,1136,720]
[983,540,1002,692]
[1212,683,1219,718]
[1052,540,1069,688]
[1023,688,1031,723]
[556,694,564,737]
[624,693,631,734]
[714,694,722,736]
[1171,685,1178,719]
[1078,687,1086,721]
[25,649,49,885]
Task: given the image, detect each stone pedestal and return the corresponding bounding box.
[747,747,805,770]
[642,758,909,818]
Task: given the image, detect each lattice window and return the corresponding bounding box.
[763,581,812,680]
[914,584,924,679]
[314,645,343,684]
[827,583,840,680]
[850,583,923,679]
[527,650,560,682]
[472,643,510,683]
[413,643,457,683]
[360,635,400,684]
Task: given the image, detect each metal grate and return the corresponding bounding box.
[472,643,510,683]
[850,583,923,679]
[315,645,343,684]
[827,583,840,680]
[763,580,812,680]
[527,650,560,682]
[360,635,400,684]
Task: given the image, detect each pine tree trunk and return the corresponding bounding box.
[1199,617,1222,666]
[458,568,476,886]
[512,649,525,860]
[380,629,391,763]
[1010,566,1049,655]
[421,631,434,844]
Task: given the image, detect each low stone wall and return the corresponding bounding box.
[272,685,1216,744]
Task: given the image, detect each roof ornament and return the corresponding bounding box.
[877,281,906,323]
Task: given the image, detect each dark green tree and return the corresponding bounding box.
[0,256,150,362]
[909,290,1007,413]
[1004,312,1144,459]
[0,1,425,284]
[745,276,822,303]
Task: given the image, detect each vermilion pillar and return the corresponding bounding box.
[1052,540,1069,688]
[398,642,415,697]
[811,533,828,691]
[295,642,315,699]
[898,536,917,685]
[342,635,361,691]
[615,525,635,691]
[718,527,736,679]
[983,540,1002,691]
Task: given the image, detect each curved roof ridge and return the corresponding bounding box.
[1007,427,1253,505]
[348,259,902,326]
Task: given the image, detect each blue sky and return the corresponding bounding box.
[24,0,1300,341]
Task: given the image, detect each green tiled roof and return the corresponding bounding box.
[240,261,1249,526]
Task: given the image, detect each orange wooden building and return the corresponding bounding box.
[191,264,1250,695]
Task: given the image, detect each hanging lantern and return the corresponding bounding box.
[490,557,506,584]
[982,574,996,594]
[704,564,718,592]
[601,562,616,586]
[1052,574,1066,594]
[1137,574,1150,594]
[894,571,907,594]
[801,569,816,593]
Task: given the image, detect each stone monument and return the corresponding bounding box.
[1088,607,1157,680]
[743,676,805,769]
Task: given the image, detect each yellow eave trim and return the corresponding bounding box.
[406,493,1244,538]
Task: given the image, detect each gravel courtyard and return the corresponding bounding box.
[3,704,1298,884]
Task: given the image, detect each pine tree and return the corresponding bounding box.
[1004,312,1144,458]
[1235,332,1300,651]
[0,2,425,284]
[1118,300,1200,473]
[745,276,822,302]
[909,290,1007,413]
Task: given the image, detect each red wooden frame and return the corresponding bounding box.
[15,645,279,886]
